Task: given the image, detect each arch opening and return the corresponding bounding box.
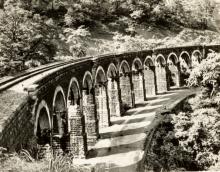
[82,72,98,148]
[156,55,166,67]
[192,50,202,67]
[119,60,130,74]
[132,58,144,103]
[52,86,67,153]
[67,79,81,135]
[144,57,156,96]
[53,90,66,136]
[107,64,121,118]
[66,78,88,158]
[36,106,51,146]
[180,52,191,86]
[83,72,93,95]
[119,61,133,110]
[155,55,167,93]
[167,54,180,87]
[95,67,109,129]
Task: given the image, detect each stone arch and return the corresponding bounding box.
[144,56,156,96]
[107,63,118,78]
[107,63,121,118]
[132,58,144,103]
[192,50,202,67]
[179,51,191,86]
[167,53,178,65]
[35,100,51,145]
[119,60,131,74]
[132,58,143,71]
[95,66,107,86]
[155,54,167,93]
[180,51,191,67]
[82,71,98,148]
[119,60,133,109]
[144,56,155,67]
[67,77,81,107]
[167,53,180,87]
[67,78,81,131]
[95,66,109,129]
[52,85,66,154]
[156,54,166,66]
[52,86,66,136]
[83,71,93,92]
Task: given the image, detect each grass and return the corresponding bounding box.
[0,149,93,172]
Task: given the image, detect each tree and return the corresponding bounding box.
[61,26,91,57]
[0,0,58,64]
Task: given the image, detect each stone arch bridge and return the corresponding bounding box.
[0,44,219,159]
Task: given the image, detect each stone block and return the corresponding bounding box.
[69,135,86,159]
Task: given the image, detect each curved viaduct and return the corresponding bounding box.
[0,44,219,158]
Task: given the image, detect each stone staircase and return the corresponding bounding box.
[74,88,198,172]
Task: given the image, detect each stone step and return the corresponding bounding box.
[88,133,146,158]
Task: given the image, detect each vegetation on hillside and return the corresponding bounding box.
[0,0,219,76]
[145,52,220,171]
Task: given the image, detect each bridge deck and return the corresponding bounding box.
[74,88,198,172]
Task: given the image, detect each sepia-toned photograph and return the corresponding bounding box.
[0,0,220,171]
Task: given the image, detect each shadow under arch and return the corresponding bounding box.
[52,85,67,153]
[35,100,51,146]
[192,50,202,67]
[144,56,156,97]
[155,54,167,93]
[132,58,145,103]
[179,51,191,86]
[95,66,109,129]
[82,71,99,148]
[167,53,180,87]
[107,63,121,118]
[66,77,87,157]
[119,60,133,111]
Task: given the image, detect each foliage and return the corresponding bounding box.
[0,1,58,63]
[145,114,196,171]
[0,0,219,76]
[146,96,220,171]
[61,26,91,57]
[153,0,215,29]
[187,52,220,97]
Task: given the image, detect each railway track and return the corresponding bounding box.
[0,57,92,93]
